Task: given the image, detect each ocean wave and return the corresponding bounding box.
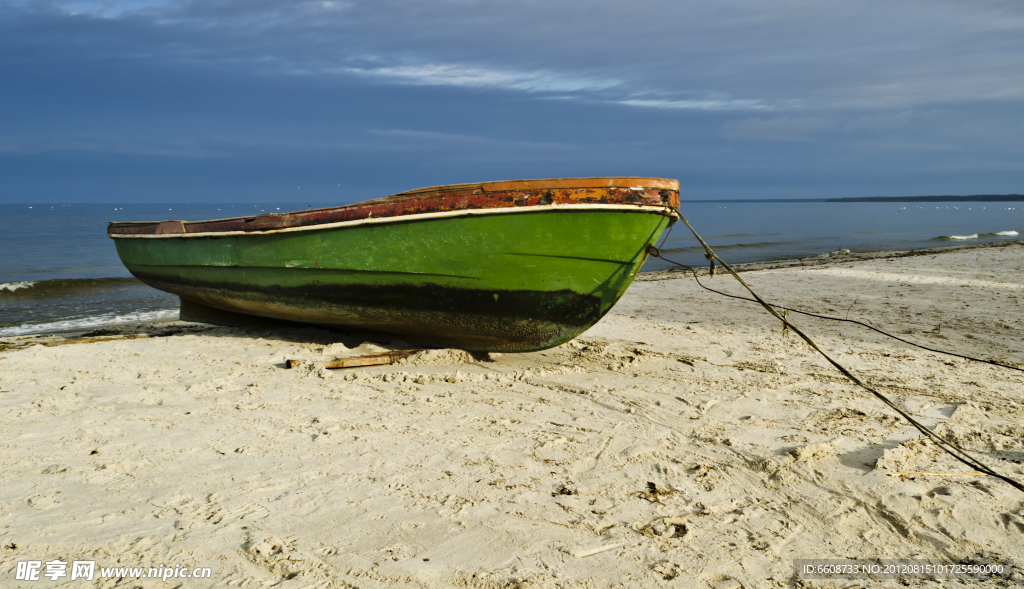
[0,309,179,337]
[0,276,141,298]
[935,230,1021,241]
[0,281,36,292]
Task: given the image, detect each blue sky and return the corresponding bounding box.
[2,0,1023,203]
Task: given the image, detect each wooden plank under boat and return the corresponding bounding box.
[108,177,680,352]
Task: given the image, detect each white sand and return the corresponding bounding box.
[2,244,1023,588]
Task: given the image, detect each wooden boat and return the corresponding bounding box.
[108,177,680,352]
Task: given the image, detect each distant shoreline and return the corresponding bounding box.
[638,238,1024,281]
[687,194,1024,203]
[827,194,1024,202]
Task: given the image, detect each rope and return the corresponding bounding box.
[648,255,1024,374]
[654,207,1024,494]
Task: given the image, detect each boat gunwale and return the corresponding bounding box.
[391,176,679,196]
[108,203,678,239]
[107,177,680,237]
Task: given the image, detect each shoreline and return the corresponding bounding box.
[639,238,1024,280]
[2,238,1021,344]
[1,241,1022,586]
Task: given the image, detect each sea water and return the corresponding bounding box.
[655,201,1024,269]
[1,201,1022,336]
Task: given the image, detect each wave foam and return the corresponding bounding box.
[0,281,36,293]
[0,309,178,337]
[948,234,978,240]
[994,230,1020,236]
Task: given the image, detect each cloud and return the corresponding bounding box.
[2,0,1024,200]
[16,0,175,18]
[618,98,774,111]
[368,129,575,151]
[342,63,622,94]
[11,0,1024,113]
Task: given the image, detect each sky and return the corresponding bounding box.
[1,0,1023,203]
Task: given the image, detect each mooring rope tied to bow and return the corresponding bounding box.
[650,206,1024,494]
[654,257,1024,374]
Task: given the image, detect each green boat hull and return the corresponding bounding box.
[114,208,672,352]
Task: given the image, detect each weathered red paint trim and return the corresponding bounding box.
[108,178,680,236]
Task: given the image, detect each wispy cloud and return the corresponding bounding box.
[617,98,775,111]
[28,0,175,18]
[342,63,622,94]
[334,63,778,112]
[368,129,575,150]
[3,0,1024,200]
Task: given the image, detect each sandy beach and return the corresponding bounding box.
[2,242,1023,588]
